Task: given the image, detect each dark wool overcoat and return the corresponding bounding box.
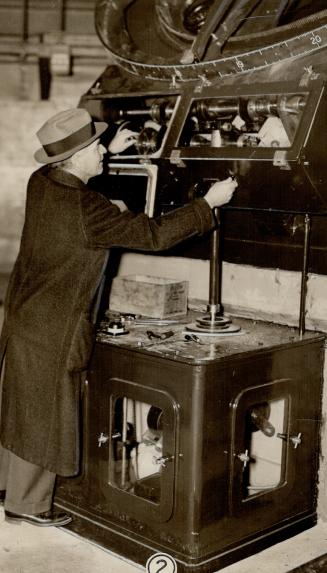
[0,166,215,476]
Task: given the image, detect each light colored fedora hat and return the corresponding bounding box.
[34,108,108,164]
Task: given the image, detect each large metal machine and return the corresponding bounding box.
[55,2,327,571]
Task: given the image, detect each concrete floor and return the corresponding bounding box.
[1,63,327,573]
[0,506,327,573]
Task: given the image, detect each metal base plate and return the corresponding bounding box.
[185,322,241,336]
[196,314,232,328]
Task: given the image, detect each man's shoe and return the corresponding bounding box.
[5,509,72,527]
[0,490,5,505]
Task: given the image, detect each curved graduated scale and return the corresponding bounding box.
[95,0,327,81]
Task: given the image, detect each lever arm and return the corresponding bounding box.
[180,0,236,63]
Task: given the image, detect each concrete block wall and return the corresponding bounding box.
[0,100,76,271]
[117,253,327,332]
[0,60,105,271]
[1,102,48,267]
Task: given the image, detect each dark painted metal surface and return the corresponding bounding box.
[94,1,327,80]
[83,69,327,274]
[55,319,325,573]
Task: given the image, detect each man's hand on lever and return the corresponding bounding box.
[203,177,238,209]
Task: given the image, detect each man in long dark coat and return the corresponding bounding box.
[0,108,237,526]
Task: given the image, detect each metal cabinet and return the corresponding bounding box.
[55,320,324,573]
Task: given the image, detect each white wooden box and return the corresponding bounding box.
[109,275,188,318]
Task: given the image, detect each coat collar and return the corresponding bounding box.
[42,165,87,190]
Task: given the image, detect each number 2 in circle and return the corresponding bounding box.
[146,552,177,573]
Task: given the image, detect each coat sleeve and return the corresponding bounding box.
[79,190,216,251]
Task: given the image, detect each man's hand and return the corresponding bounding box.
[108,127,138,154]
[203,177,238,209]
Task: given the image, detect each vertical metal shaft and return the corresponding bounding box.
[59,0,66,32]
[299,213,311,338]
[208,207,222,323]
[121,396,128,489]
[22,0,29,42]
[193,206,236,333]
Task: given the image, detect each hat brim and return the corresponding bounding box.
[34,122,108,164]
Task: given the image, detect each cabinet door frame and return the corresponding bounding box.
[99,377,180,523]
[229,378,303,516]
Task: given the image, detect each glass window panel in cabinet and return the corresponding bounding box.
[243,398,288,498]
[109,397,163,504]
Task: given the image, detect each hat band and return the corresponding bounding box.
[42,122,96,157]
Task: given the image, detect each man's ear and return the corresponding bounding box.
[70,148,83,169]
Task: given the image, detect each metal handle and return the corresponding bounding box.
[237,449,250,468]
[154,455,174,468]
[98,432,109,447]
[277,432,302,449]
[290,432,302,449]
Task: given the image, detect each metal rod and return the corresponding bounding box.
[222,206,326,215]
[299,213,311,338]
[22,0,29,42]
[209,0,261,51]
[59,0,66,32]
[186,0,236,62]
[208,207,222,322]
[121,396,128,489]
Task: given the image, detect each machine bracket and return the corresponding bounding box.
[170,149,186,167]
[300,66,320,87]
[169,74,181,90]
[273,150,291,170]
[195,75,212,93]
